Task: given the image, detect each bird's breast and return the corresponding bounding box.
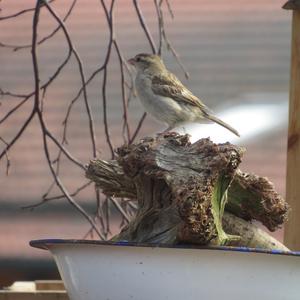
[135,73,204,126]
[135,74,181,125]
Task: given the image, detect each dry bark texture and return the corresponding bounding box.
[86,133,289,249]
[227,171,289,232]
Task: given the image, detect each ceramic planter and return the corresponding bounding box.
[30,239,300,300]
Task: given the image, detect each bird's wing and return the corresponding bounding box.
[151,72,210,113]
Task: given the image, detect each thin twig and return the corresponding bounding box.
[22,180,93,209]
[113,40,131,143]
[110,197,131,223]
[0,96,31,125]
[0,0,77,52]
[31,0,103,239]
[129,112,147,144]
[103,196,111,238]
[95,187,106,232]
[154,0,163,55]
[0,0,182,240]
[0,89,29,99]
[99,0,116,158]
[0,0,55,21]
[132,0,157,54]
[153,0,189,78]
[62,65,104,127]
[162,0,174,19]
[0,137,11,175]
[0,109,36,160]
[43,2,97,158]
[46,129,86,170]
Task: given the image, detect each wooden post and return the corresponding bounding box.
[0,281,68,300]
[283,0,300,250]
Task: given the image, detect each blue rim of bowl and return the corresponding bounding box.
[29,239,300,257]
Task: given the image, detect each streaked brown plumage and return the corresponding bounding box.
[128,53,240,137]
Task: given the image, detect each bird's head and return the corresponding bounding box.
[128,53,165,72]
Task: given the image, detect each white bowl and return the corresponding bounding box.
[30,239,300,300]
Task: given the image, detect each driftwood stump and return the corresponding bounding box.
[86,133,289,250]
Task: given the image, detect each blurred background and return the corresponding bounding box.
[0,0,291,286]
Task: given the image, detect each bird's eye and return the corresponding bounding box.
[136,57,141,62]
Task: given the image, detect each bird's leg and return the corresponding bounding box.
[162,125,174,133]
[155,126,175,138]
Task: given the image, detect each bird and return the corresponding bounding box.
[128,53,240,137]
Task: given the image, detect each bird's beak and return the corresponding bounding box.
[127,58,135,65]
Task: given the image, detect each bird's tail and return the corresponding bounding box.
[205,114,240,137]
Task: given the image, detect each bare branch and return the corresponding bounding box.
[43,2,97,157]
[162,0,174,19]
[31,0,103,239]
[46,129,86,170]
[0,89,29,99]
[132,0,157,54]
[22,180,93,209]
[0,0,77,52]
[154,0,163,55]
[99,0,116,158]
[129,112,147,144]
[0,96,31,125]
[154,0,189,79]
[62,65,104,128]
[103,196,111,238]
[0,109,36,160]
[0,137,11,175]
[0,0,55,21]
[113,40,131,143]
[110,197,131,223]
[0,0,186,240]
[95,187,106,232]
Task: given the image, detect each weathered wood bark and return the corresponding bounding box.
[116,134,243,245]
[227,171,289,232]
[223,212,289,251]
[86,133,289,248]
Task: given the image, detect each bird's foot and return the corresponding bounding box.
[156,126,178,138]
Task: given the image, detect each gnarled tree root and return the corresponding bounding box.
[86,133,289,250]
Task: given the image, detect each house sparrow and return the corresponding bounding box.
[128,53,240,137]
